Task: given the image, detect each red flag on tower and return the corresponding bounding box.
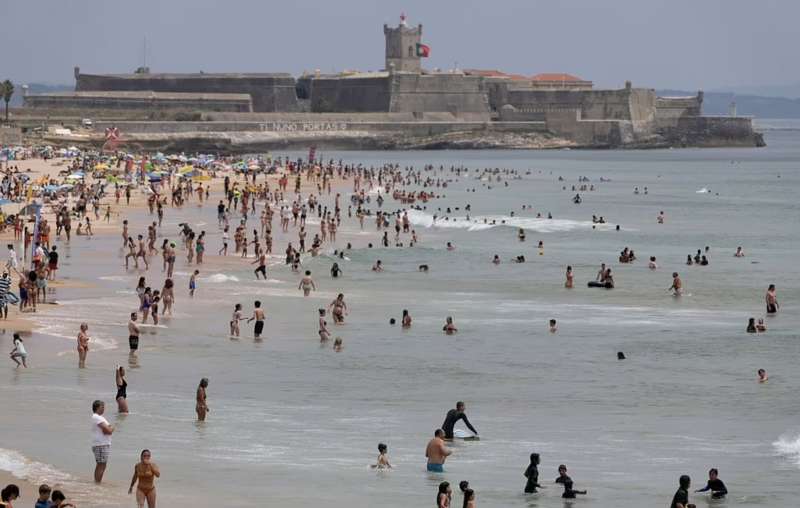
[416,43,430,58]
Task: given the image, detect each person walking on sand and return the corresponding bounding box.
[196,378,209,421]
[77,322,90,368]
[129,449,160,508]
[91,400,114,483]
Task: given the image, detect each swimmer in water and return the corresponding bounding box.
[371,443,392,469]
[524,453,543,493]
[555,465,587,499]
[746,318,757,333]
[649,256,658,270]
[669,272,682,296]
[196,378,209,421]
[230,303,243,337]
[518,228,526,241]
[333,336,343,352]
[247,300,265,339]
[765,284,779,314]
[734,246,744,257]
[695,468,727,499]
[758,369,768,383]
[402,309,412,328]
[446,242,455,251]
[549,319,557,333]
[372,260,383,272]
[318,309,330,341]
[443,316,458,335]
[298,270,316,296]
[757,318,767,332]
[492,255,500,265]
[565,266,573,288]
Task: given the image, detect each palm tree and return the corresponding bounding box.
[1,80,14,123]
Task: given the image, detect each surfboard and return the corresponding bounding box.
[453,429,480,441]
[587,281,612,289]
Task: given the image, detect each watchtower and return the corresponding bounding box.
[384,14,422,73]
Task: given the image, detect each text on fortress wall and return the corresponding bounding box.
[261,122,349,132]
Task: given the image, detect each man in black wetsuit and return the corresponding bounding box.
[442,401,478,439]
[695,468,727,499]
[670,475,691,508]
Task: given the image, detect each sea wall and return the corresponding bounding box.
[660,116,765,147]
[308,76,391,113]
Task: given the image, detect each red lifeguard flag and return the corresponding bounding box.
[416,43,430,58]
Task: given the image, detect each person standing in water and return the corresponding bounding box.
[524,453,543,493]
[670,474,692,508]
[669,272,683,296]
[426,429,452,473]
[252,250,268,280]
[9,333,27,368]
[128,449,160,508]
[765,284,779,314]
[230,304,243,337]
[370,443,392,469]
[77,323,90,368]
[196,378,209,421]
[443,317,458,335]
[91,400,114,483]
[564,266,573,288]
[318,309,331,341]
[436,481,452,508]
[298,270,316,296]
[116,366,129,413]
[442,401,478,439]
[695,468,727,499]
[247,301,265,339]
[128,312,140,356]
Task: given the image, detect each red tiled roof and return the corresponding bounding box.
[531,73,585,82]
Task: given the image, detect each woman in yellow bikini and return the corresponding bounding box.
[129,449,160,508]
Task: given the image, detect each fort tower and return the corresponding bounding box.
[384,14,422,73]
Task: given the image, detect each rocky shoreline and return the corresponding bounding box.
[38,127,765,153]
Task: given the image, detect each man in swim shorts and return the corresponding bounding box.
[128,312,140,354]
[248,301,265,339]
[442,401,478,440]
[425,429,451,472]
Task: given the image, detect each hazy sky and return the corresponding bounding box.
[2,0,795,90]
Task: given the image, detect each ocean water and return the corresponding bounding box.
[2,127,800,507]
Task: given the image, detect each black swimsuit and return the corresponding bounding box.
[116,379,127,399]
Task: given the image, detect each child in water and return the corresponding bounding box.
[549,319,558,333]
[371,443,392,469]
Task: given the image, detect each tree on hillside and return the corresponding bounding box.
[1,80,14,123]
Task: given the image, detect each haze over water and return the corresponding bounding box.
[2,127,800,507]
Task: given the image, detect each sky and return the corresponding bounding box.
[2,0,796,91]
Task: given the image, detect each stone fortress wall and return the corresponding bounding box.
[22,17,761,149]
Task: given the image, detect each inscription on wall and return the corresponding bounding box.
[261,122,348,132]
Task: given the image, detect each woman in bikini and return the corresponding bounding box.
[129,449,160,508]
[564,266,574,288]
[329,293,347,324]
[77,322,90,368]
[161,279,174,316]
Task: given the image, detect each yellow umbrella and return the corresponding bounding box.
[95,163,109,170]
[192,175,211,182]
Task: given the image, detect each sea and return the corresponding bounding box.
[1,120,799,507]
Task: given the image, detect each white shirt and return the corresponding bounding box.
[7,248,17,268]
[13,338,26,355]
[91,413,112,446]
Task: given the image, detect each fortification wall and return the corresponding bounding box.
[24,93,252,112]
[309,76,391,113]
[388,74,489,114]
[661,116,762,147]
[655,96,703,127]
[207,112,489,122]
[76,73,298,112]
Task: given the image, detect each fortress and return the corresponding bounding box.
[24,16,763,151]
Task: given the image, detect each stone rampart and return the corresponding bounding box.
[76,72,298,112]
